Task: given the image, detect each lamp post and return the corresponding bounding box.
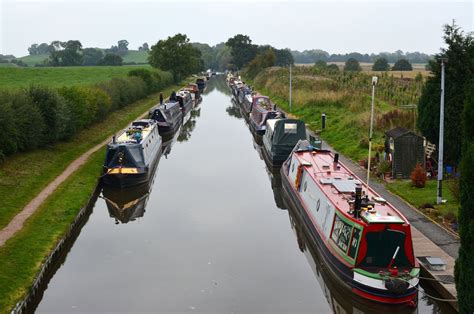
[437,58,447,204]
[366,76,378,188]
[289,63,292,111]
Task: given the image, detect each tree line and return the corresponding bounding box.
[0,68,173,160]
[292,49,432,64]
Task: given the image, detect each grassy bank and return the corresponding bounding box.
[0,149,104,312]
[0,65,151,88]
[387,179,459,222]
[0,83,181,230]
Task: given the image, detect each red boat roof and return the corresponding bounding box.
[294,149,409,225]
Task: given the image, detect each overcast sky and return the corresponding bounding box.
[1,0,472,56]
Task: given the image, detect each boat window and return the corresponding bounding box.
[331,215,353,253]
[303,181,308,192]
[284,123,297,134]
[359,229,411,268]
[348,228,361,259]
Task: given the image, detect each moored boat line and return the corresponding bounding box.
[226,73,421,306]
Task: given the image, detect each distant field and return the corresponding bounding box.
[122,50,149,63]
[0,65,152,88]
[297,62,431,78]
[16,50,149,67]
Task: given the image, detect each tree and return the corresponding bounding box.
[98,53,123,66]
[456,79,474,313]
[245,48,276,78]
[225,34,258,69]
[392,59,412,71]
[48,40,83,66]
[372,58,390,71]
[149,33,202,82]
[139,43,149,51]
[418,23,473,165]
[344,58,361,71]
[274,48,294,66]
[82,48,104,66]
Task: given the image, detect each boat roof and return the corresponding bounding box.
[293,148,408,225]
[114,120,157,145]
[266,119,279,132]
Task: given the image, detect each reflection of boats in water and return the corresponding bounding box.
[252,138,287,210]
[287,208,417,314]
[178,107,200,143]
[102,183,150,224]
[281,140,419,305]
[226,99,243,119]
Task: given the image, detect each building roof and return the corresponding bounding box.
[385,126,421,139]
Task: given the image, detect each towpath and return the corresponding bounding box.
[0,109,150,247]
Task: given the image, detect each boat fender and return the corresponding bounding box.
[384,277,409,295]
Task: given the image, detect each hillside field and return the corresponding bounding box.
[16,50,149,67]
[0,65,152,88]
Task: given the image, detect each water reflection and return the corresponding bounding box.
[203,75,231,96]
[178,107,201,142]
[226,99,243,119]
[102,184,150,224]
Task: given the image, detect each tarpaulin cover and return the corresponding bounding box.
[267,119,306,156]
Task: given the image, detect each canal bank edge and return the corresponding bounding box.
[0,82,188,312]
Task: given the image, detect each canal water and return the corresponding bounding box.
[35,77,450,313]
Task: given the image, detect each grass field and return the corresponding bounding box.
[16,50,149,67]
[0,65,152,88]
[0,81,185,311]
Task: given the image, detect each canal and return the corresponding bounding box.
[35,76,451,313]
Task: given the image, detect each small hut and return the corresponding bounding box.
[384,127,425,179]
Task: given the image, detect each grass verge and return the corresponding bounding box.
[0,149,104,312]
[386,179,460,223]
[0,83,181,230]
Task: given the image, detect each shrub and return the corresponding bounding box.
[410,163,427,188]
[392,59,413,71]
[344,58,361,72]
[27,85,73,142]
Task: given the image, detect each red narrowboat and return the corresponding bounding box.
[281,140,419,305]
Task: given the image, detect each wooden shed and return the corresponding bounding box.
[384,127,425,179]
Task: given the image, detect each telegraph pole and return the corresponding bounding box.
[289,63,292,111]
[366,76,378,188]
[437,58,447,204]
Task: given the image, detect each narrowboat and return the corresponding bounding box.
[262,119,307,167]
[185,83,201,104]
[249,95,283,135]
[281,140,419,305]
[103,119,162,188]
[241,92,254,115]
[196,77,206,93]
[176,90,193,117]
[148,101,183,139]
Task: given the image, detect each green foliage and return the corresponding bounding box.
[418,23,473,165]
[149,33,202,82]
[327,64,340,72]
[99,53,123,66]
[344,58,361,71]
[82,48,104,66]
[0,67,171,159]
[225,34,258,70]
[48,40,83,66]
[392,59,413,71]
[314,60,327,69]
[245,48,276,78]
[456,79,474,314]
[372,58,390,71]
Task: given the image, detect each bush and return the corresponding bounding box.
[344,58,361,72]
[392,59,413,71]
[410,163,427,188]
[27,85,73,142]
[372,58,390,71]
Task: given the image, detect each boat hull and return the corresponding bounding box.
[280,167,418,305]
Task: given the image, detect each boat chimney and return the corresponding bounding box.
[112,135,116,144]
[354,186,362,219]
[334,153,339,164]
